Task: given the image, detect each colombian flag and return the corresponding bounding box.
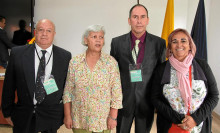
[161,0,174,47]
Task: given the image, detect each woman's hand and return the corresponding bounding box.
[178,123,192,131]
[184,115,197,129]
[107,108,118,130]
[64,115,73,129]
[178,115,197,131]
[64,102,73,129]
[107,116,117,130]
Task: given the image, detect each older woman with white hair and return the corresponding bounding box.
[63,25,122,133]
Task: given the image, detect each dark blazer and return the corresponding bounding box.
[12,30,32,46]
[110,32,166,120]
[0,28,16,63]
[151,59,219,133]
[1,44,71,132]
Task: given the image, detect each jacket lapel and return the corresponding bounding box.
[51,46,62,83]
[142,32,153,65]
[124,33,135,64]
[23,44,35,99]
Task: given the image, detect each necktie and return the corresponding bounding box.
[35,50,47,104]
[132,39,140,64]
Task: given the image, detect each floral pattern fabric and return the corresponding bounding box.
[163,66,207,133]
[63,52,122,132]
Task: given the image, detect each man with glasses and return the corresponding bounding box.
[2,19,71,133]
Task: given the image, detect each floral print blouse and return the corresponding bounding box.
[63,52,123,132]
[163,66,207,133]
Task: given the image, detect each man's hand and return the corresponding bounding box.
[5,117,13,126]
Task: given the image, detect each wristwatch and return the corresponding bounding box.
[108,115,117,121]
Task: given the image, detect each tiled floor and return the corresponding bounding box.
[0,113,219,133]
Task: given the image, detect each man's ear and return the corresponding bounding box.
[128,18,131,26]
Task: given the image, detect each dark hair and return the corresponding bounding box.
[166,28,197,58]
[0,15,6,22]
[19,19,26,29]
[129,4,148,18]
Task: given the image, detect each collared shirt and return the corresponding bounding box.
[0,27,2,29]
[131,32,146,64]
[34,43,53,104]
[63,52,122,132]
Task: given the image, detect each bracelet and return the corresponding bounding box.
[108,115,117,121]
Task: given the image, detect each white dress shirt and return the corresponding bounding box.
[33,43,53,104]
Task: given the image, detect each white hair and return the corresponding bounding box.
[82,24,105,46]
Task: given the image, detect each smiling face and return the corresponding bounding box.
[84,31,104,53]
[35,19,56,49]
[128,6,149,38]
[171,32,191,62]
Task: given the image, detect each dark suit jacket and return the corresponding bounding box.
[110,32,166,119]
[1,44,71,132]
[0,28,16,63]
[151,59,219,133]
[12,30,32,46]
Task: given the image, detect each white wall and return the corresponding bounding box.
[207,0,220,115]
[34,0,189,55]
[34,0,136,54]
[34,0,220,115]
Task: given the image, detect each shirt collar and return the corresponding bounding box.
[80,51,105,63]
[131,31,146,43]
[35,43,53,55]
[0,27,2,30]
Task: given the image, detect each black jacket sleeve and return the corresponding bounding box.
[190,59,219,125]
[0,30,16,48]
[1,48,16,117]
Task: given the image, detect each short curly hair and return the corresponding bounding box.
[81,24,105,46]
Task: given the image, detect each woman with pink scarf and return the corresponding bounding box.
[151,28,219,133]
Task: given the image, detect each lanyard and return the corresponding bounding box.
[35,47,53,69]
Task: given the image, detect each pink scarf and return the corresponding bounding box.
[169,53,193,112]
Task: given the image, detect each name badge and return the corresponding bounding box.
[43,75,58,95]
[129,63,143,82]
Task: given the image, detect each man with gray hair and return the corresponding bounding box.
[2,19,71,133]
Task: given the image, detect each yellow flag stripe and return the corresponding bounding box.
[161,0,174,47]
[28,37,35,44]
